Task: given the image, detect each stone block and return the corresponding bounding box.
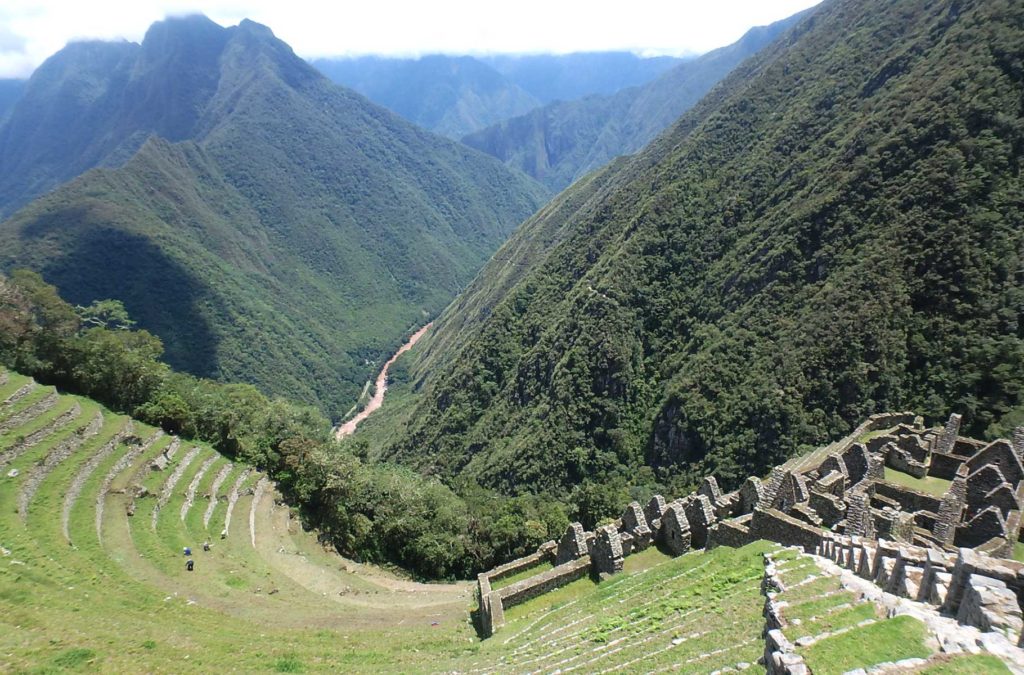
[645,495,668,530]
[556,523,588,564]
[592,524,624,576]
[957,574,1023,636]
[659,500,691,555]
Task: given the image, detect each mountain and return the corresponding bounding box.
[462,11,809,191]
[480,52,685,104]
[312,55,541,138]
[0,16,548,417]
[0,78,25,121]
[379,0,1024,498]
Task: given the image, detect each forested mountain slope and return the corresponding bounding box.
[383,0,1024,499]
[462,11,808,191]
[0,16,548,417]
[312,55,541,138]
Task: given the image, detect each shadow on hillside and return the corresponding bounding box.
[20,214,220,378]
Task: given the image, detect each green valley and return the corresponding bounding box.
[0,16,548,418]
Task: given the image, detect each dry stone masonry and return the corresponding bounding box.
[476,411,1024,648]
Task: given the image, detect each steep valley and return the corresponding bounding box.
[0,16,548,417]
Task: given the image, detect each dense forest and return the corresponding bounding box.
[0,15,547,419]
[378,0,1024,513]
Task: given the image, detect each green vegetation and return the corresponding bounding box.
[0,402,805,673]
[457,541,776,672]
[0,15,548,419]
[883,467,953,497]
[489,560,555,590]
[462,11,805,191]
[0,272,568,578]
[919,654,1012,674]
[381,0,1024,513]
[800,615,932,674]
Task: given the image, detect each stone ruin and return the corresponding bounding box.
[476,411,1024,642]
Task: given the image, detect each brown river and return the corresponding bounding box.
[334,322,433,439]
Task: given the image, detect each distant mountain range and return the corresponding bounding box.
[311,51,684,138]
[0,15,548,417]
[480,52,687,104]
[311,55,541,139]
[462,11,809,191]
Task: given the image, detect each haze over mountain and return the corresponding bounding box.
[0,15,548,417]
[312,55,542,138]
[379,0,1024,499]
[0,79,25,122]
[479,52,686,104]
[312,51,685,139]
[462,11,808,191]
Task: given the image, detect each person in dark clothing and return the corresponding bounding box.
[186,559,194,571]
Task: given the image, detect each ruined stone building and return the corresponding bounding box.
[476,412,1024,639]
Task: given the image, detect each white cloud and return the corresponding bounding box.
[0,0,822,78]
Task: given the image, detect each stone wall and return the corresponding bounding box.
[929,451,968,480]
[748,508,824,553]
[475,410,1024,639]
[556,522,589,564]
[937,413,963,455]
[933,467,968,546]
[874,480,943,514]
[706,514,754,550]
[479,556,592,636]
[592,524,624,576]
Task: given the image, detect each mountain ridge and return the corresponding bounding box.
[378,0,1024,500]
[0,15,549,417]
[461,10,810,191]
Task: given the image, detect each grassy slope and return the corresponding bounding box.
[9,366,978,673]
[381,0,1024,496]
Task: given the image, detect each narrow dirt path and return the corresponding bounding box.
[335,322,432,439]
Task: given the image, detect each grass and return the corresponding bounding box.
[883,467,953,497]
[801,615,931,674]
[918,653,1012,674]
[456,541,776,673]
[0,369,1016,673]
[490,560,555,590]
[1012,541,1024,564]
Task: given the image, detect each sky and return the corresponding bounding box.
[0,0,823,79]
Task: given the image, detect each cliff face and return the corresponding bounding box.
[383,0,1024,497]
